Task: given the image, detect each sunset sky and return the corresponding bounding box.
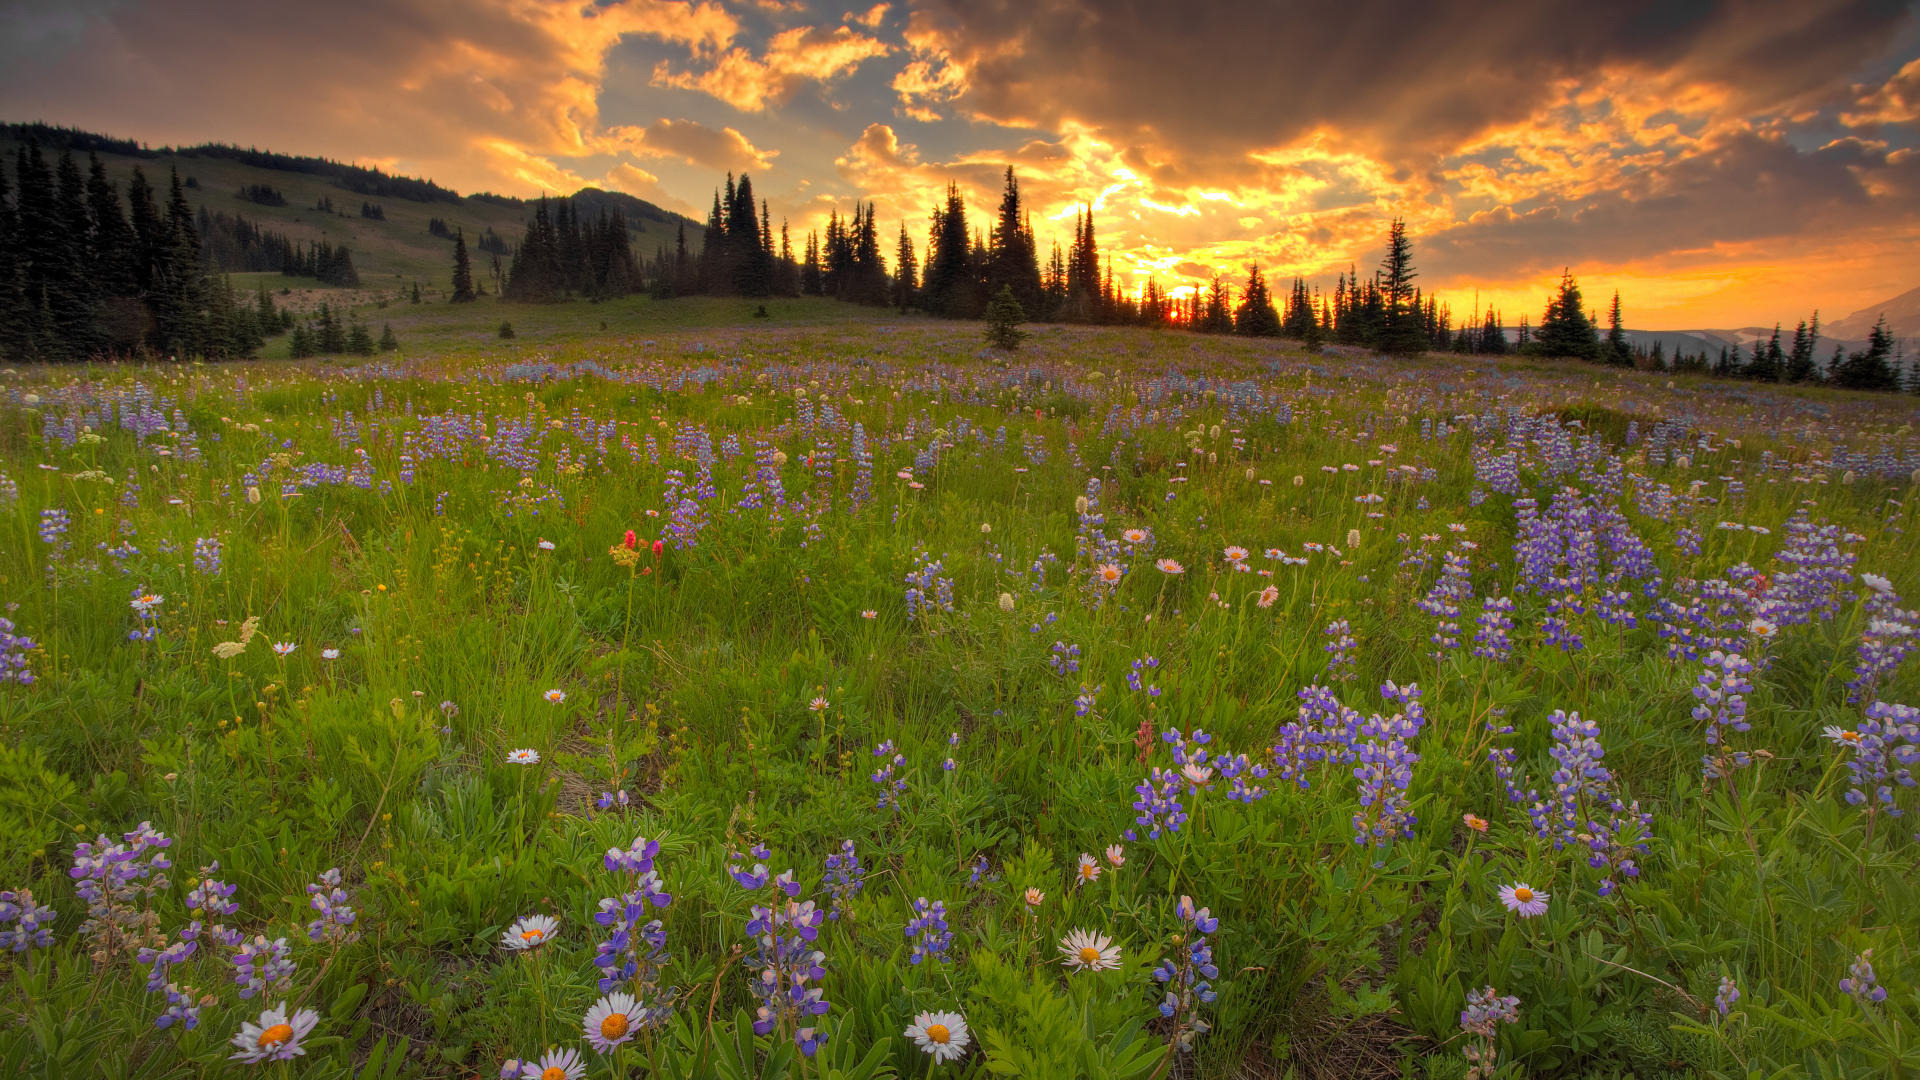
[2,0,1918,329]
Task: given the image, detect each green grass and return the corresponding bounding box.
[0,317,1916,1079]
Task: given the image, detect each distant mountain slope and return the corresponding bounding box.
[1826,285,1920,341]
[1,121,703,295]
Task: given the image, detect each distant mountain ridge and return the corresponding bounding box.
[1614,284,1918,357]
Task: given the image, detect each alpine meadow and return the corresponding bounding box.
[1,2,1919,1079]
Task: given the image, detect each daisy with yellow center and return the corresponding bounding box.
[809,696,829,712]
[1059,928,1121,972]
[1156,558,1185,575]
[229,1001,319,1063]
[543,688,566,704]
[1462,813,1489,832]
[1498,882,1549,918]
[1822,725,1863,745]
[524,1047,586,1080]
[1096,563,1123,585]
[1123,528,1148,544]
[1075,853,1101,884]
[501,914,558,952]
[1024,887,1044,907]
[906,1009,971,1064]
[583,991,639,1052]
[1104,844,1125,868]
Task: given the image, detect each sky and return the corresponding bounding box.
[2,0,1919,330]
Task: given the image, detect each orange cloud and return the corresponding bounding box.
[651,24,891,112]
[606,118,777,173]
[1844,57,1920,126]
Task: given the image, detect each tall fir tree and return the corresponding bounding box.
[1604,290,1630,367]
[1375,218,1426,355]
[921,183,977,319]
[984,166,1042,315]
[892,221,918,310]
[1533,269,1601,361]
[1233,264,1281,336]
[450,228,476,302]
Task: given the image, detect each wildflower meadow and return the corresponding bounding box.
[0,320,1916,1078]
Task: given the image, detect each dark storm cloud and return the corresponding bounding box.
[1421,132,1920,277]
[907,0,1915,167]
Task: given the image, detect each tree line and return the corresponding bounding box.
[0,142,284,361]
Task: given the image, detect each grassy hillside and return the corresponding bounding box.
[0,124,702,303]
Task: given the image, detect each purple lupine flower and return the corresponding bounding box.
[870,740,907,811]
[1832,701,1919,819]
[1695,651,1756,783]
[1839,950,1887,1004]
[1153,896,1220,1052]
[821,840,865,920]
[0,613,35,685]
[1323,619,1357,682]
[0,889,55,952]
[1415,546,1474,658]
[1350,682,1425,848]
[904,897,952,965]
[736,857,832,1057]
[306,868,359,944]
[1714,975,1739,1016]
[1459,986,1521,1080]
[1472,596,1515,661]
[231,935,296,1000]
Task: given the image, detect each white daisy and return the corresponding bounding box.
[1823,725,1864,746]
[905,1010,971,1064]
[1498,882,1549,918]
[502,914,558,951]
[521,1047,586,1080]
[1058,928,1121,972]
[271,642,296,656]
[543,689,566,704]
[507,748,541,765]
[583,992,639,1053]
[229,1001,319,1063]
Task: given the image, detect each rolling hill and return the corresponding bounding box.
[0,121,703,303]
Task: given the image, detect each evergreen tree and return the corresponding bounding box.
[1233,264,1281,336]
[1201,276,1234,333]
[1747,325,1784,381]
[348,318,375,356]
[892,221,918,310]
[151,167,207,358]
[1481,307,1506,355]
[921,184,977,319]
[728,174,771,297]
[450,228,476,302]
[984,166,1042,315]
[85,154,137,302]
[378,323,399,352]
[674,219,696,297]
[1533,269,1601,361]
[984,284,1026,350]
[801,229,822,296]
[1375,218,1425,355]
[1604,290,1630,367]
[1832,316,1900,391]
[1786,312,1820,382]
[700,188,728,294]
